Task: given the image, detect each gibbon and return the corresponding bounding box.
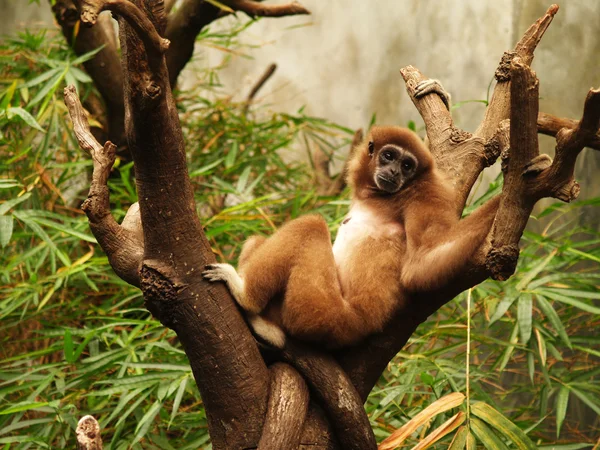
[203,126,499,348]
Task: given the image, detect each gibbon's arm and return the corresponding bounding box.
[401,197,500,292]
[203,263,287,348]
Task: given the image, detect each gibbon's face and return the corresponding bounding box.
[369,141,418,194]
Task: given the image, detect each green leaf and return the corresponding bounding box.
[470,417,510,450]
[0,192,31,215]
[0,402,49,415]
[236,166,252,193]
[0,216,14,248]
[29,69,65,107]
[132,400,162,445]
[570,387,600,416]
[471,402,537,450]
[63,329,74,363]
[20,67,61,89]
[535,294,572,349]
[225,141,239,168]
[71,45,106,65]
[555,385,569,437]
[169,376,188,427]
[448,426,468,450]
[489,290,519,325]
[515,250,556,291]
[6,107,45,132]
[517,294,532,344]
[537,289,600,315]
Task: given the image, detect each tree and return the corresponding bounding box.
[46,1,600,448]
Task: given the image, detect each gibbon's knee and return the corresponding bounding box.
[239,235,267,270]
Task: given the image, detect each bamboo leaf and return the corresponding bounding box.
[555,385,569,437]
[518,294,533,344]
[410,412,465,450]
[535,294,572,349]
[379,392,465,450]
[470,402,536,450]
[448,426,469,450]
[0,215,14,248]
[470,417,510,450]
[6,107,45,132]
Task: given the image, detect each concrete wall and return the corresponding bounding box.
[4,0,599,211]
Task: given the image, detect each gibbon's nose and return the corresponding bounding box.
[390,167,399,176]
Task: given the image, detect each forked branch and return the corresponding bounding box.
[64,85,143,286]
[79,0,169,60]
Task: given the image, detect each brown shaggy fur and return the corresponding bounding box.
[227,126,499,348]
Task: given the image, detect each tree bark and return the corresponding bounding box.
[65,2,600,449]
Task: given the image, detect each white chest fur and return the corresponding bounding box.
[332,204,402,267]
[333,205,377,264]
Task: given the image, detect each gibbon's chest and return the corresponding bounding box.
[332,206,404,272]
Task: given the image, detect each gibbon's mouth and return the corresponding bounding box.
[375,174,402,193]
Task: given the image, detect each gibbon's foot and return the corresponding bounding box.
[202,263,258,313]
[414,79,451,110]
[247,314,286,349]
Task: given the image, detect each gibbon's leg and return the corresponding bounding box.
[402,196,501,292]
[414,79,451,110]
[203,215,335,314]
[238,235,267,271]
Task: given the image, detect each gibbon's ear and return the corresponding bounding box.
[368,141,374,157]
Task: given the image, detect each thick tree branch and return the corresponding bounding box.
[337,5,568,405]
[165,0,221,87]
[532,88,600,200]
[258,363,310,449]
[79,0,170,60]
[69,2,273,447]
[486,59,539,280]
[64,85,143,286]
[283,342,377,450]
[51,0,125,145]
[475,4,558,142]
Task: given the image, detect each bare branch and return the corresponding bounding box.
[225,0,310,17]
[244,63,277,114]
[258,363,309,449]
[400,66,454,150]
[79,0,170,58]
[486,58,539,281]
[532,88,600,201]
[76,416,103,450]
[475,4,558,141]
[51,0,125,144]
[64,85,143,286]
[538,111,600,150]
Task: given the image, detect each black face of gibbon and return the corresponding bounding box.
[369,142,418,194]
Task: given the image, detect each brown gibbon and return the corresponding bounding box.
[203,126,499,348]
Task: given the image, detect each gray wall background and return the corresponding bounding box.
[4,0,599,216]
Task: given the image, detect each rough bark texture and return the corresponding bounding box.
[258,363,309,449]
[65,2,600,449]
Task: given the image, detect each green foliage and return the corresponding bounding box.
[0,24,350,449]
[369,197,600,446]
[1,20,598,450]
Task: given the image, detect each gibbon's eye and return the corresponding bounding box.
[402,159,414,171]
[382,151,394,161]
